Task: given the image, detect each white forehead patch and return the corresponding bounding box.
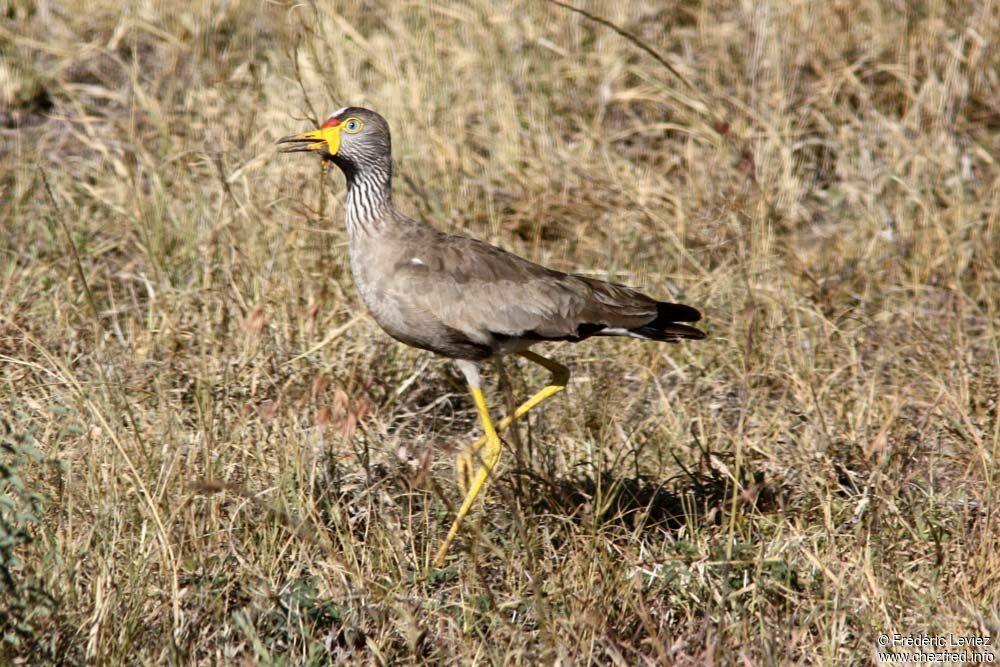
[330,107,349,119]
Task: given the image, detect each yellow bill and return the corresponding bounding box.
[276,124,341,155]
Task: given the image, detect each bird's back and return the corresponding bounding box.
[351,211,703,361]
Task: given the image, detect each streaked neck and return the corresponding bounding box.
[344,164,392,238]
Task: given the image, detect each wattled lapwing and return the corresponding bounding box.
[278,107,705,566]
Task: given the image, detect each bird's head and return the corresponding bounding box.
[277,107,391,175]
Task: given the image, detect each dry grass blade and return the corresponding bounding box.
[1,0,998,664]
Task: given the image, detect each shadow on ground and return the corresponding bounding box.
[502,452,780,533]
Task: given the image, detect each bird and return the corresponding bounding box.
[277,107,705,566]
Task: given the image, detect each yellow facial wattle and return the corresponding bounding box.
[277,125,341,155]
[277,115,363,155]
[303,125,341,154]
[320,125,341,154]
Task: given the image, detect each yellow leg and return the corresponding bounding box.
[436,352,569,566]
[434,386,501,566]
[455,351,570,492]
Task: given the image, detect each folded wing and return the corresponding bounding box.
[389,232,704,346]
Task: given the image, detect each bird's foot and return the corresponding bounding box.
[454,436,487,495]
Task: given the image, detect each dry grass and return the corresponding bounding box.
[2,0,999,663]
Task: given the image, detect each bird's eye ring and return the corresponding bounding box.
[344,118,364,133]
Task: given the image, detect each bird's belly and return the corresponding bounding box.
[352,277,413,340]
[371,302,493,361]
[350,265,492,360]
[350,254,402,330]
[493,335,538,356]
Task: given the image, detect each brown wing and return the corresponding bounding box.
[387,231,702,344]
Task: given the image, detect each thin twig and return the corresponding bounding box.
[40,170,101,327]
[544,0,697,94]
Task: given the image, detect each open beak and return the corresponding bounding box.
[276,126,341,155]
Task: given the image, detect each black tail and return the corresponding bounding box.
[628,301,706,342]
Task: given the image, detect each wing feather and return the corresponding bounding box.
[387,232,673,342]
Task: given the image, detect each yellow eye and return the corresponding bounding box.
[343,117,364,133]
